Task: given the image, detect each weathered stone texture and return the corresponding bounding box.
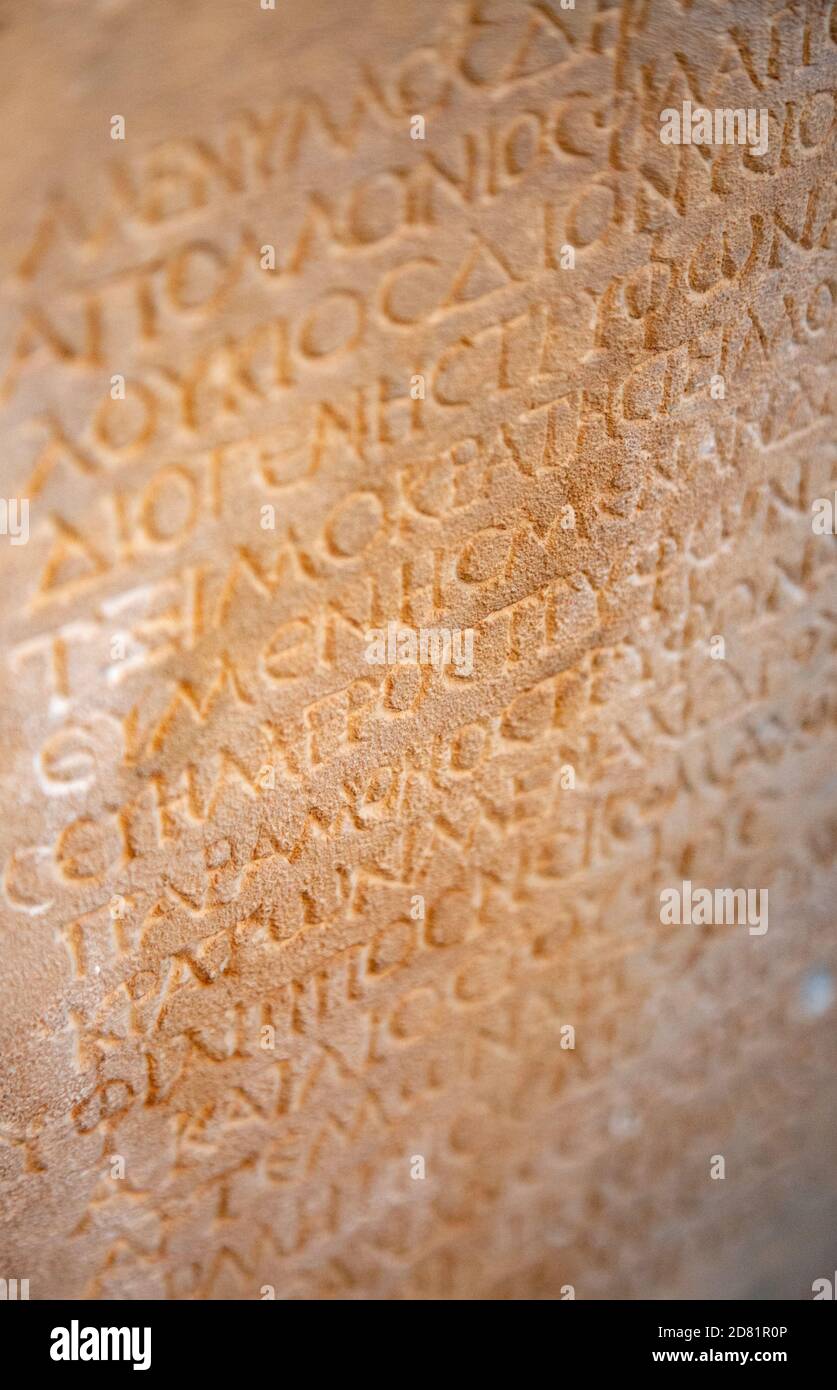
[0,0,835,1300]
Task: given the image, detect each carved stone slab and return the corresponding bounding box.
[0,0,835,1301]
